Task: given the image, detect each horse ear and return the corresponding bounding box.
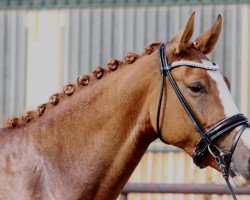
[193,15,222,54]
[170,12,195,54]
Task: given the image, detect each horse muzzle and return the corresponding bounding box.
[229,126,250,187]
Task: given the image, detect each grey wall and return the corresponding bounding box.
[0,10,26,121]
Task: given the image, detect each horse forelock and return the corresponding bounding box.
[2,42,161,129]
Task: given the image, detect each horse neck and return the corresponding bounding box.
[30,52,159,199]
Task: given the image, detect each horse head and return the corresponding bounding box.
[151,12,250,188]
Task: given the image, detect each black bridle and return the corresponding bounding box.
[157,43,249,200]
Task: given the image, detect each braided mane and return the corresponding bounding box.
[3,43,161,128]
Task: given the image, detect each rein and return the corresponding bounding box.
[157,43,249,200]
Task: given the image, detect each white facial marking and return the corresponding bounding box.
[207,65,250,149]
[206,70,239,117]
[204,60,250,181]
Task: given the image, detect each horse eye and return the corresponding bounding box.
[188,84,205,94]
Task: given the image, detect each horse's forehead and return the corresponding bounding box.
[182,48,208,62]
[182,65,238,118]
[182,61,215,80]
[207,70,239,117]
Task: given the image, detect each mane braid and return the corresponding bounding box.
[2,42,161,129]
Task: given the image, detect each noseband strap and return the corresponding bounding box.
[157,43,249,200]
[193,114,248,168]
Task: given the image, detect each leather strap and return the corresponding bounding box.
[205,114,248,142]
[193,114,248,168]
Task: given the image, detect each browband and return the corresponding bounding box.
[171,60,219,71]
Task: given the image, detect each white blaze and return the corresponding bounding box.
[207,70,239,117]
[207,66,250,149]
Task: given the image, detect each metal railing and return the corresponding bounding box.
[120,183,250,200]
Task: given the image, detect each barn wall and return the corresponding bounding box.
[0,10,26,121]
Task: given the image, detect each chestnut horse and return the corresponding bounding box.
[0,13,249,199]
